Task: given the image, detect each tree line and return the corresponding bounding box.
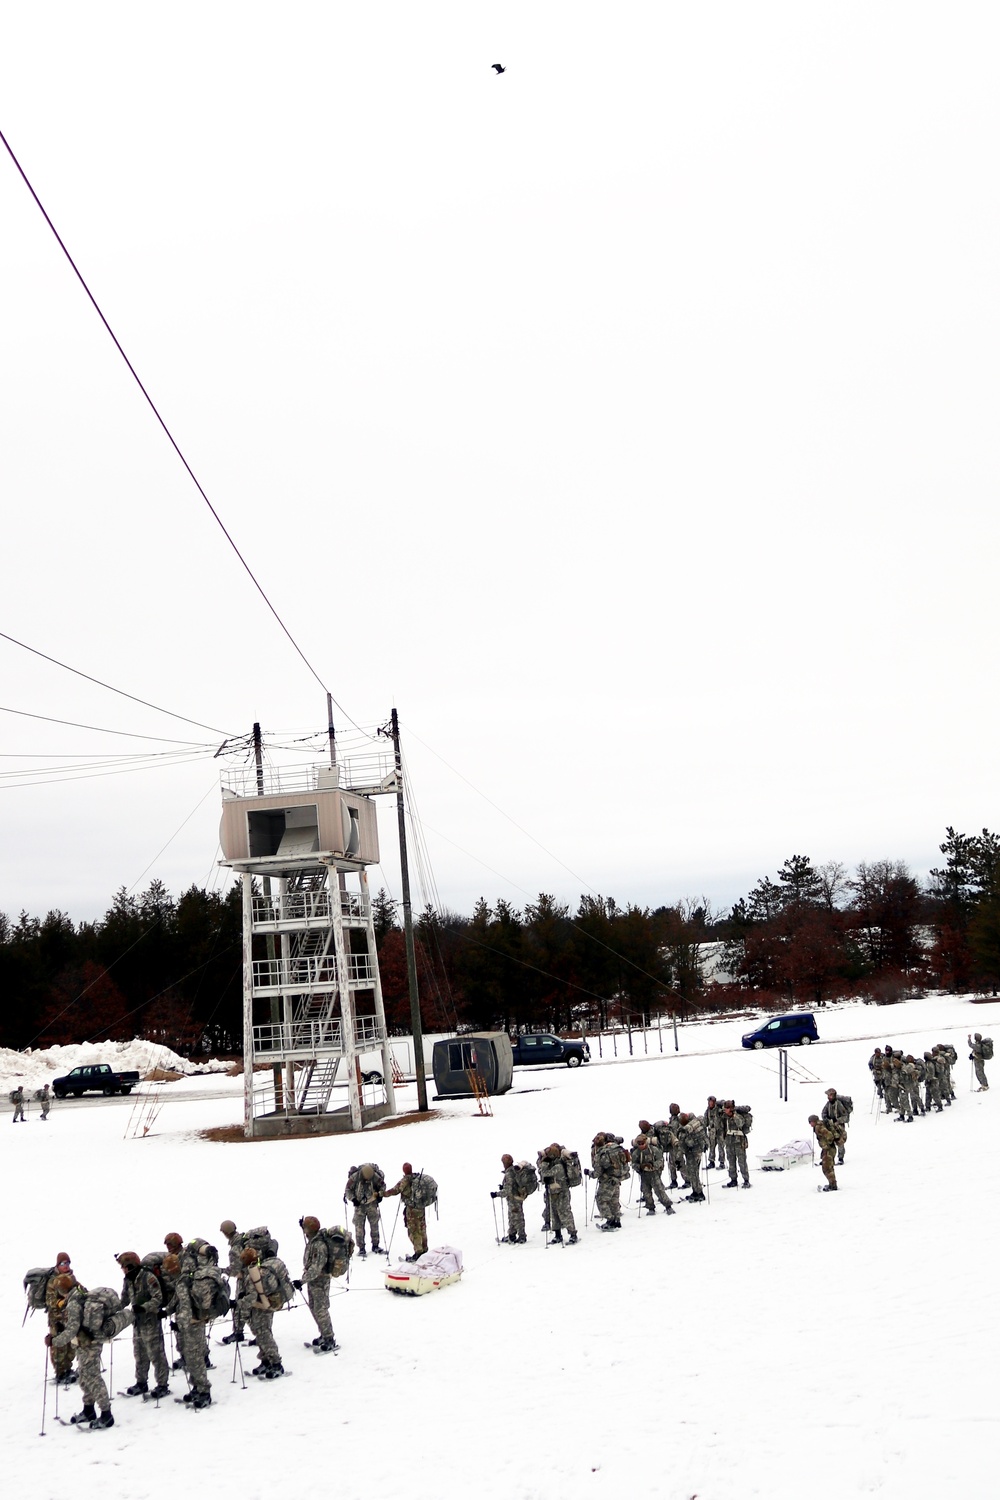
[2,827,998,1058]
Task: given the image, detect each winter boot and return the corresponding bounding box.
[263,1361,285,1380]
[723,1180,738,1188]
[317,1338,338,1353]
[126,1382,148,1397]
[645,1207,656,1215]
[358,1250,367,1259]
[71,1405,97,1425]
[149,1385,170,1399]
[220,1331,244,1344]
[551,1231,563,1243]
[91,1410,114,1429]
[192,1390,212,1409]
[567,1233,578,1245]
[57,1371,78,1387]
[822,1184,838,1191]
[664,1203,676,1215]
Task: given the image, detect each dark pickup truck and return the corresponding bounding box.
[52,1063,141,1098]
[509,1033,590,1068]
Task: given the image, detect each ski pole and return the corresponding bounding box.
[703,1148,710,1206]
[490,1194,501,1245]
[40,1344,48,1436]
[235,1338,246,1390]
[583,1171,589,1230]
[386,1198,402,1258]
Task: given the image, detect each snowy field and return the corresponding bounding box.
[4,993,997,1500]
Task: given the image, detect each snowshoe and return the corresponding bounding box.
[149,1385,170,1400]
[567,1233,578,1245]
[551,1232,563,1243]
[192,1391,212,1409]
[90,1411,114,1429]
[70,1406,97,1425]
[126,1382,148,1397]
[262,1362,285,1380]
[723,1181,738,1189]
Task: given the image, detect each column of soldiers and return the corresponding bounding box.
[868,1042,959,1121]
[495,1096,754,1241]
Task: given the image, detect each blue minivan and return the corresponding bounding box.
[741,1013,819,1049]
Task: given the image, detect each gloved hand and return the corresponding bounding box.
[158,1308,170,1319]
[229,1300,237,1311]
[44,1333,53,1347]
[292,1280,303,1291]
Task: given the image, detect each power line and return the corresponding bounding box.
[0,127,358,725]
[0,632,233,735]
[403,720,601,897]
[0,703,216,744]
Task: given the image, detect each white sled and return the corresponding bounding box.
[385,1246,463,1296]
[758,1139,813,1171]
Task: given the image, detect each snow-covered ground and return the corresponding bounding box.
[0,1039,230,1095]
[4,993,997,1499]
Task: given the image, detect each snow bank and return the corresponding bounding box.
[0,1039,229,1094]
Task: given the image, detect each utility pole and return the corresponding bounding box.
[253,722,284,1109]
[326,693,336,769]
[390,707,427,1111]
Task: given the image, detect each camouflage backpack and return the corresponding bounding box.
[512,1162,539,1198]
[24,1266,56,1312]
[838,1094,854,1118]
[561,1150,583,1188]
[319,1228,354,1279]
[82,1286,123,1338]
[828,1120,847,1147]
[241,1225,279,1260]
[981,1038,995,1061]
[939,1043,958,1066]
[189,1263,231,1321]
[603,1140,632,1182]
[407,1171,438,1209]
[650,1120,673,1152]
[736,1106,753,1135]
[260,1255,296,1310]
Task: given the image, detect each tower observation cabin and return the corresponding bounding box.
[220,755,398,1138]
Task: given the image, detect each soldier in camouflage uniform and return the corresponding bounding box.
[904,1056,925,1117]
[345,1163,384,1255]
[499,1154,528,1243]
[538,1143,579,1243]
[821,1089,851,1162]
[935,1044,957,1102]
[809,1115,838,1191]
[922,1051,943,1112]
[881,1054,900,1115]
[383,1162,430,1259]
[218,1221,247,1342]
[722,1101,751,1188]
[704,1096,726,1169]
[11,1085,26,1122]
[50,1275,132,1427]
[868,1048,886,1101]
[118,1250,170,1397]
[969,1033,990,1091]
[296,1217,337,1351]
[163,1251,213,1405]
[629,1132,675,1215]
[893,1059,916,1123]
[678,1112,707,1201]
[590,1133,628,1231]
[38,1084,51,1120]
[237,1246,284,1378]
[45,1253,77,1384]
[665,1105,689,1190]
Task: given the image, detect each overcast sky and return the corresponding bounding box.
[1,4,998,927]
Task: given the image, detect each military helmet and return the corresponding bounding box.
[826,1088,837,1097]
[402,1161,413,1175]
[301,1215,321,1235]
[808,1114,820,1124]
[164,1232,183,1252]
[638,1118,652,1132]
[501,1153,514,1166]
[361,1164,375,1180]
[220,1220,237,1238]
[116,1251,140,1270]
